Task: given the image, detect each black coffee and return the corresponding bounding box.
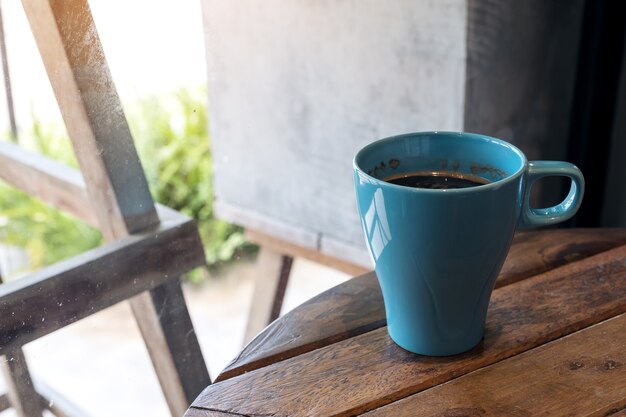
[384,171,490,189]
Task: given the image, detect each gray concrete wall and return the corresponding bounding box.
[202,0,585,266]
[202,0,467,266]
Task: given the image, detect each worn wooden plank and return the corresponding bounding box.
[0,141,97,227]
[0,141,191,231]
[0,2,17,141]
[217,271,383,382]
[184,408,232,417]
[137,278,210,405]
[242,247,293,345]
[0,350,43,417]
[192,243,626,417]
[22,0,157,238]
[498,228,626,288]
[217,228,626,382]
[247,228,370,276]
[0,211,204,351]
[0,394,8,411]
[608,408,626,417]
[130,292,194,415]
[22,1,210,414]
[0,274,43,417]
[364,314,626,417]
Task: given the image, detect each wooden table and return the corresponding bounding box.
[186,229,626,417]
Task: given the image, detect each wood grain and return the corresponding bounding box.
[192,243,626,417]
[0,394,8,412]
[218,271,384,382]
[217,228,626,382]
[0,349,43,417]
[498,228,626,288]
[0,211,204,351]
[0,140,192,234]
[0,274,42,417]
[0,141,98,227]
[22,1,210,413]
[184,408,233,417]
[608,408,626,417]
[23,0,157,239]
[242,247,293,345]
[0,1,17,141]
[142,278,211,404]
[364,314,626,417]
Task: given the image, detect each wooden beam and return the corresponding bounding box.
[184,408,232,417]
[21,1,211,414]
[243,248,293,344]
[246,229,369,276]
[0,272,43,417]
[0,2,17,141]
[132,278,210,410]
[0,394,9,411]
[0,210,204,351]
[0,141,97,227]
[0,350,43,417]
[0,142,201,233]
[148,280,209,402]
[364,314,626,417]
[22,0,157,239]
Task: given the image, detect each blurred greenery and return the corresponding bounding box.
[0,117,99,270]
[0,87,255,281]
[129,87,256,278]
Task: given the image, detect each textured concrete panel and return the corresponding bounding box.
[203,0,467,261]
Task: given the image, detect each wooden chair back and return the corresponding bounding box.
[0,1,210,415]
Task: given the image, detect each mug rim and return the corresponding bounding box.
[353,131,528,194]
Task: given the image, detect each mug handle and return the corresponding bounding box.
[519,161,585,228]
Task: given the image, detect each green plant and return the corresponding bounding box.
[0,185,102,268]
[128,88,255,275]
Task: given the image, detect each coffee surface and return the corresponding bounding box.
[384,171,490,189]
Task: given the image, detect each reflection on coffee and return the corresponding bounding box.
[384,171,491,189]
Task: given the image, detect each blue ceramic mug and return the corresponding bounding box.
[353,131,584,355]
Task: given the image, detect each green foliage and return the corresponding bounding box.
[0,87,254,280]
[0,186,102,268]
[128,88,255,273]
[0,120,102,270]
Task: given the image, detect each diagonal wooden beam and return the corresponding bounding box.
[20,0,211,414]
[21,0,157,240]
[0,349,43,417]
[0,141,98,227]
[0,274,44,417]
[0,2,18,141]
